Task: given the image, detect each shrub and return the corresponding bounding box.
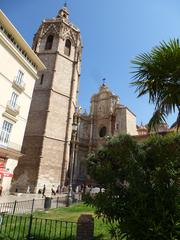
[86,134,180,240]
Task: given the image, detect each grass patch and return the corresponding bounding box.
[0,203,111,239]
[33,203,111,239]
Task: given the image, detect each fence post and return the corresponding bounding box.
[77,214,94,240]
[31,199,35,214]
[13,200,17,215]
[27,214,33,240]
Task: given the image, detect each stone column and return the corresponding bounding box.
[77,214,94,240]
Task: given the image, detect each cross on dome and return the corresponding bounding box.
[102,78,106,86]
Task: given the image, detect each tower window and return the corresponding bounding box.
[40,74,44,85]
[99,126,107,138]
[45,35,54,50]
[64,39,71,56]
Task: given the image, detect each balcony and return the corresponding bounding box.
[5,101,20,117]
[12,77,25,93]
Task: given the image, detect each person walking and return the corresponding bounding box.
[0,185,3,196]
[26,185,30,194]
[42,184,46,197]
[51,185,56,195]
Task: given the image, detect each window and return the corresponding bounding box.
[40,74,44,85]
[45,35,54,50]
[0,120,13,144]
[16,70,24,84]
[10,92,18,108]
[99,126,107,138]
[64,39,71,56]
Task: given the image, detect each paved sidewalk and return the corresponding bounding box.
[0,193,67,203]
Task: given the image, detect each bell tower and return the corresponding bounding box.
[12,5,82,192]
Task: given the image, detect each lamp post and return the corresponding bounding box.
[67,111,78,206]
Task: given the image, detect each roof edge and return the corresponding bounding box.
[0,10,46,71]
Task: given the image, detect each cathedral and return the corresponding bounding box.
[12,5,138,193]
[74,83,137,185]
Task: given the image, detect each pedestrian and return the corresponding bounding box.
[75,185,79,193]
[38,189,42,194]
[51,185,56,195]
[56,185,61,194]
[42,184,46,197]
[0,185,3,196]
[26,185,30,194]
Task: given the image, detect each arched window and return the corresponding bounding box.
[64,39,71,56]
[45,35,54,50]
[99,126,107,138]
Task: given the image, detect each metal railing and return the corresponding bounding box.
[0,214,76,240]
[13,77,26,92]
[6,100,20,114]
[0,195,84,239]
[0,196,67,215]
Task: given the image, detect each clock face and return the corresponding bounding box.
[99,126,107,138]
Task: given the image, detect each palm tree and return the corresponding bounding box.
[131,39,180,131]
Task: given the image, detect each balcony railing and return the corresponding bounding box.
[5,101,20,117]
[12,77,26,92]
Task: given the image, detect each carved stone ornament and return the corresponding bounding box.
[42,23,60,38]
[60,25,77,46]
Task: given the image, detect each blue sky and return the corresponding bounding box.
[1,0,179,126]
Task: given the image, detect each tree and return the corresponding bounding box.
[131,39,180,131]
[86,134,180,240]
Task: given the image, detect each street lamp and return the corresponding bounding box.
[67,111,78,206]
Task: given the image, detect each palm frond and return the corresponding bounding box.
[131,38,180,130]
[148,108,167,132]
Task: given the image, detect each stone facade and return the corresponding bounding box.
[12,6,82,193]
[74,83,137,185]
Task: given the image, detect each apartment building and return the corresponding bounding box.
[0,10,45,193]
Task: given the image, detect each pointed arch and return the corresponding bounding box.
[45,35,54,50]
[64,39,71,56]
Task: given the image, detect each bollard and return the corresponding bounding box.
[44,197,51,210]
[76,214,94,240]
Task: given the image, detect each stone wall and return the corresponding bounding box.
[12,7,82,192]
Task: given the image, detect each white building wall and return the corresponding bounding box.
[0,9,45,194]
[0,41,36,149]
[114,107,137,136]
[126,109,138,136]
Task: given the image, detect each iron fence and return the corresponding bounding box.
[0,213,76,240]
[0,196,67,215]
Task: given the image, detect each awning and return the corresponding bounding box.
[0,168,13,177]
[0,162,5,168]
